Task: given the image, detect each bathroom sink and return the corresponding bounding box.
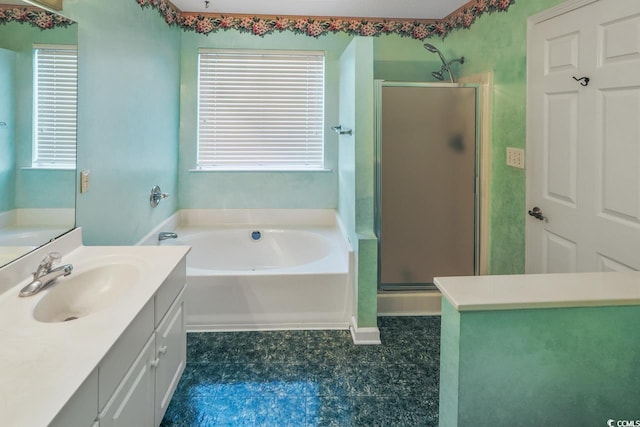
[32,263,140,323]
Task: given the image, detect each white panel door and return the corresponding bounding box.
[527,0,640,273]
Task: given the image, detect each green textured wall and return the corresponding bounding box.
[0,49,15,214]
[356,236,377,327]
[64,0,181,245]
[338,37,378,328]
[178,31,351,209]
[353,37,377,328]
[440,298,640,426]
[442,0,566,274]
[438,298,460,423]
[337,37,357,246]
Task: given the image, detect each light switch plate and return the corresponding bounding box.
[506,147,525,169]
[80,170,90,193]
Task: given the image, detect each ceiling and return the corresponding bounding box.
[170,0,471,20]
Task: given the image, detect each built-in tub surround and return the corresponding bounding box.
[435,273,640,426]
[0,228,189,426]
[140,209,354,331]
[0,208,75,266]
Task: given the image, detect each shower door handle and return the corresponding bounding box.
[528,207,546,221]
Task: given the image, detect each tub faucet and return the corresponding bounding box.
[18,252,73,297]
[158,232,178,241]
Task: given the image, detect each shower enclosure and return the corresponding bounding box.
[375,81,479,290]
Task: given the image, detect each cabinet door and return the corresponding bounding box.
[99,300,154,411]
[100,335,156,427]
[155,288,186,426]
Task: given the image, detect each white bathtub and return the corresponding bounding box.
[144,210,353,331]
[0,227,70,266]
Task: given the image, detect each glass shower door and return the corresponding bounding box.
[376,83,477,289]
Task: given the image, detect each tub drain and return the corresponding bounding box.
[251,230,262,241]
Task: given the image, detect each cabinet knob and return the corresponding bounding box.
[150,358,160,368]
[158,345,168,355]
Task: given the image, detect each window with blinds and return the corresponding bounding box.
[197,50,325,170]
[33,45,77,169]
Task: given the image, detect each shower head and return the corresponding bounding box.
[423,43,448,66]
[432,70,444,81]
[423,44,464,83]
[423,43,439,53]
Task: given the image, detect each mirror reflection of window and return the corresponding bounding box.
[0,4,77,269]
[32,44,77,169]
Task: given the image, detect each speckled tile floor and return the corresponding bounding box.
[161,316,440,427]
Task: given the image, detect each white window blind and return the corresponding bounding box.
[197,50,325,170]
[33,45,77,169]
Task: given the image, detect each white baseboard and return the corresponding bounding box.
[187,322,350,332]
[349,316,381,345]
[377,290,442,316]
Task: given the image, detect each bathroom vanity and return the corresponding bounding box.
[435,273,640,426]
[0,229,190,427]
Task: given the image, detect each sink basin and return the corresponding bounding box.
[32,263,140,323]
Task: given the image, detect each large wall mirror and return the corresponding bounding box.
[0,0,76,267]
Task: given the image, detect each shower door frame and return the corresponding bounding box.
[374,81,481,291]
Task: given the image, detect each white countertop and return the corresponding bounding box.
[0,236,189,427]
[434,272,640,312]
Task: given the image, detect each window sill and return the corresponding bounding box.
[21,166,74,171]
[189,168,333,173]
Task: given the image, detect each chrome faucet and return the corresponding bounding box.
[18,252,73,297]
[158,232,178,241]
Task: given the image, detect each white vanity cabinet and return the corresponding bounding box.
[0,234,191,427]
[47,256,188,427]
[99,280,187,426]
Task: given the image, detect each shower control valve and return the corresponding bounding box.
[150,185,169,208]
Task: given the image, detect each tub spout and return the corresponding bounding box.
[158,232,178,241]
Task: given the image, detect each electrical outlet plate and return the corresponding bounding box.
[506,147,525,169]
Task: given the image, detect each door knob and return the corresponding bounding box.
[528,207,546,221]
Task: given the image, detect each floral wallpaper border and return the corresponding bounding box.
[0,6,74,30]
[138,0,515,40]
[0,0,515,38]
